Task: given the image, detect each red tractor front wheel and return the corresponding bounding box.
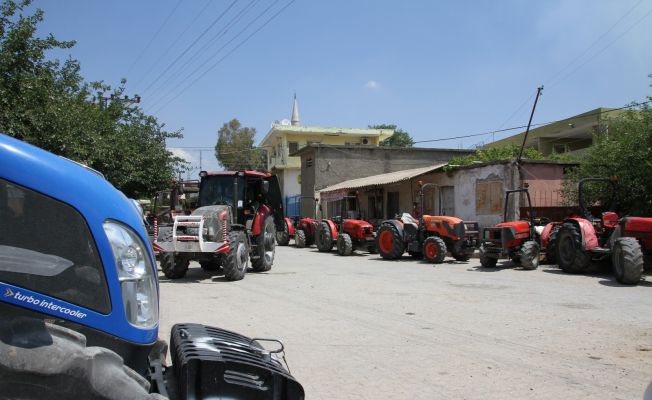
[423,236,446,264]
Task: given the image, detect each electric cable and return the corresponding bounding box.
[131,0,213,91]
[139,0,239,97]
[124,0,183,79]
[147,0,270,110]
[151,0,295,113]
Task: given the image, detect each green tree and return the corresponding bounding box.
[561,96,652,215]
[444,144,569,172]
[369,124,415,147]
[0,0,185,198]
[215,118,266,170]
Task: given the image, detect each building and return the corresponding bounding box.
[316,159,578,230]
[295,144,475,218]
[485,108,624,156]
[258,95,394,214]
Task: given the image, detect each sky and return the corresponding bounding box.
[32,0,652,175]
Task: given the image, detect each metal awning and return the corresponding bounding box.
[318,163,447,201]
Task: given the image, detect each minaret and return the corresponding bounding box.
[291,93,300,126]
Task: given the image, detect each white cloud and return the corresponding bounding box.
[364,80,381,90]
[169,148,196,164]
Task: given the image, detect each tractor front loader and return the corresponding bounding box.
[376,182,480,263]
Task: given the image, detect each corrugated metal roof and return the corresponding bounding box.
[318,163,448,195]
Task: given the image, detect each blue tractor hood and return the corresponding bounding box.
[0,133,159,345]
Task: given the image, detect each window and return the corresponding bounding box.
[288,141,298,154]
[476,180,503,215]
[553,144,569,154]
[0,179,111,313]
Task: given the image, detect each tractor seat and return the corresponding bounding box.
[602,211,619,228]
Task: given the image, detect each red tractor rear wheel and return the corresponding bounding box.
[376,225,404,260]
[316,221,334,252]
[556,222,590,274]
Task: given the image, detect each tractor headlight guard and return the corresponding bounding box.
[103,221,159,329]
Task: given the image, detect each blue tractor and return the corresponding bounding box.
[0,134,304,399]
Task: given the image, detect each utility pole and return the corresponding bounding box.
[517,86,544,164]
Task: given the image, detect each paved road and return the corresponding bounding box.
[158,246,652,400]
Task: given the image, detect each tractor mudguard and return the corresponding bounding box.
[564,217,599,250]
[169,323,304,400]
[283,217,296,236]
[539,222,560,248]
[381,219,404,238]
[251,204,272,236]
[323,219,339,241]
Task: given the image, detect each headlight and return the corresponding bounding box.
[103,221,158,329]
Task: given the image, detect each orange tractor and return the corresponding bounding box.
[315,195,376,256]
[376,183,480,262]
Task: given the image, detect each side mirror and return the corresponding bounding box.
[262,180,269,194]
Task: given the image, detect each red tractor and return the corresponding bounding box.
[315,195,376,256]
[154,170,284,280]
[480,188,556,270]
[555,178,652,284]
[276,197,320,248]
[376,183,480,263]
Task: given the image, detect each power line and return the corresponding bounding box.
[414,100,651,144]
[146,0,268,109]
[544,0,645,87]
[131,0,213,91]
[152,0,295,113]
[548,5,652,90]
[139,0,239,97]
[493,1,647,139]
[124,0,183,79]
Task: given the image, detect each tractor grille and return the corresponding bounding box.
[169,323,304,400]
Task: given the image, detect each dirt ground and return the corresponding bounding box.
[158,246,652,399]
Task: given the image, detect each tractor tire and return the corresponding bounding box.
[199,260,220,271]
[337,233,353,256]
[295,229,307,248]
[158,230,189,279]
[275,220,290,246]
[612,237,644,284]
[479,245,498,268]
[423,236,446,264]
[376,224,404,260]
[556,222,590,274]
[251,216,275,272]
[0,318,165,400]
[316,221,334,252]
[520,240,540,270]
[545,226,559,264]
[223,230,248,281]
